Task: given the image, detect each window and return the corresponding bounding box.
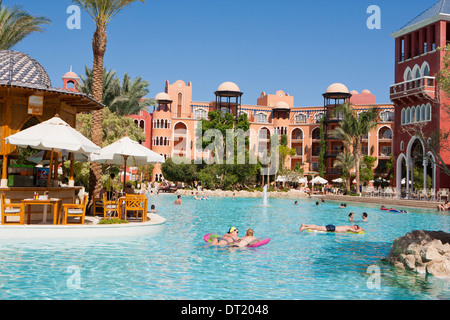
[380,111,394,122]
[400,141,404,151]
[255,112,268,123]
[314,112,325,123]
[194,108,208,120]
[177,93,182,118]
[401,109,405,124]
[291,129,303,140]
[294,113,307,124]
[311,127,321,140]
[426,103,431,121]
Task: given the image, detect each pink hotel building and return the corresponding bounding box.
[131,80,395,182]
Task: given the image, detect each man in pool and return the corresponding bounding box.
[299,224,365,233]
[210,227,240,246]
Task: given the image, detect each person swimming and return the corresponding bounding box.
[299,224,365,233]
[231,229,257,248]
[210,227,240,246]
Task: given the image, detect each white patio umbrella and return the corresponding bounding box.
[332,178,343,183]
[89,136,165,189]
[311,176,328,185]
[5,115,100,154]
[297,177,308,184]
[4,115,101,186]
[276,175,288,182]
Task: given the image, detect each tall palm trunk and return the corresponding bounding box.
[89,26,107,209]
[354,138,362,194]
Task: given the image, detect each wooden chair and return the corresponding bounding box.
[0,194,25,225]
[62,194,88,225]
[123,194,148,222]
[93,197,103,217]
[102,192,119,219]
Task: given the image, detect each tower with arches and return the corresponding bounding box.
[390,0,450,193]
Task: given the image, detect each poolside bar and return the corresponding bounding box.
[0,50,103,223]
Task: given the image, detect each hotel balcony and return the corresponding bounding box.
[390,76,436,102]
[379,146,392,159]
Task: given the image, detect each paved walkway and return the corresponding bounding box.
[319,194,444,210]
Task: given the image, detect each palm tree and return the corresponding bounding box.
[77,66,120,107]
[330,103,378,193]
[109,72,155,116]
[0,0,51,50]
[77,67,155,116]
[333,151,354,192]
[73,0,145,207]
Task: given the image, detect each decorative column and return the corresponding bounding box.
[423,159,428,192]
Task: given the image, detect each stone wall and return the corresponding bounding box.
[386,230,450,277]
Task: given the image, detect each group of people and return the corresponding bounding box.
[210,227,257,248]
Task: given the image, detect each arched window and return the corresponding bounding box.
[401,109,405,124]
[422,63,430,77]
[404,67,412,82]
[405,107,410,123]
[294,113,307,124]
[420,105,425,122]
[415,106,420,123]
[426,103,431,121]
[311,127,321,140]
[255,112,268,123]
[413,65,421,79]
[314,112,325,123]
[291,128,303,140]
[177,93,183,118]
[194,108,208,120]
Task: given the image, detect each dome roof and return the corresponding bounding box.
[326,83,349,94]
[155,92,172,102]
[361,89,372,94]
[63,71,79,79]
[217,81,240,92]
[0,50,52,88]
[274,101,290,109]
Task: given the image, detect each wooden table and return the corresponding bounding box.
[22,198,62,225]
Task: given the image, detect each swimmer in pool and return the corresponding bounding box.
[299,224,365,233]
[210,227,240,245]
[231,229,257,248]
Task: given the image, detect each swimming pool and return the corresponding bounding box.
[0,194,448,300]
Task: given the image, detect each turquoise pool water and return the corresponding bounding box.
[0,195,449,300]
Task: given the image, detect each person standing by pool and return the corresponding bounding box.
[299,224,365,233]
[210,227,240,246]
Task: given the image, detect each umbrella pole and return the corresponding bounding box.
[69,152,74,187]
[47,149,54,188]
[123,155,128,191]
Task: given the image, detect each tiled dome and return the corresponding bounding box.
[0,50,52,88]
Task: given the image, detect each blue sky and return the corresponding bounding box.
[7,0,441,107]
